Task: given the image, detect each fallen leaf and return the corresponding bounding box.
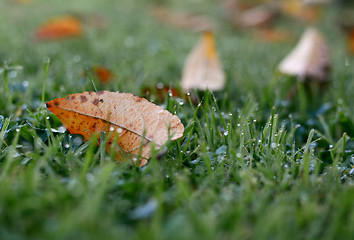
[278,27,330,83]
[253,28,291,42]
[280,0,323,22]
[220,0,278,28]
[46,91,184,166]
[35,15,82,40]
[347,29,354,55]
[152,6,216,31]
[237,4,278,28]
[181,31,225,91]
[92,66,114,84]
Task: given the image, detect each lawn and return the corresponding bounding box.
[0,0,353,239]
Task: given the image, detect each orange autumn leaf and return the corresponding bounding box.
[92,66,114,83]
[278,28,330,83]
[181,31,225,91]
[46,91,184,166]
[35,16,82,40]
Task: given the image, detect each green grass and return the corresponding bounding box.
[0,0,353,239]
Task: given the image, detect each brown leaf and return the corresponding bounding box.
[279,0,323,22]
[152,6,216,32]
[46,91,184,166]
[237,4,278,28]
[181,31,225,91]
[342,27,354,55]
[35,15,82,40]
[220,0,278,28]
[252,28,291,42]
[278,28,330,83]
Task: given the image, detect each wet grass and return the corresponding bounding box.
[0,0,353,239]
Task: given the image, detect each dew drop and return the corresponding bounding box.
[109,126,115,132]
[156,82,163,89]
[22,81,29,88]
[64,143,70,148]
[236,153,242,158]
[46,117,50,120]
[187,92,191,96]
[237,124,241,127]
[58,126,66,133]
[223,131,228,136]
[15,128,20,132]
[117,128,123,133]
[271,143,277,149]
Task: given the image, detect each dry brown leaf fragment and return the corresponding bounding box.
[46,91,184,166]
[152,6,216,32]
[181,31,225,91]
[35,15,82,40]
[220,0,278,28]
[278,28,330,82]
[344,28,354,55]
[280,0,323,22]
[238,4,278,28]
[253,28,291,42]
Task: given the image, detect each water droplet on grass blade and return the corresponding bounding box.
[58,126,66,133]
